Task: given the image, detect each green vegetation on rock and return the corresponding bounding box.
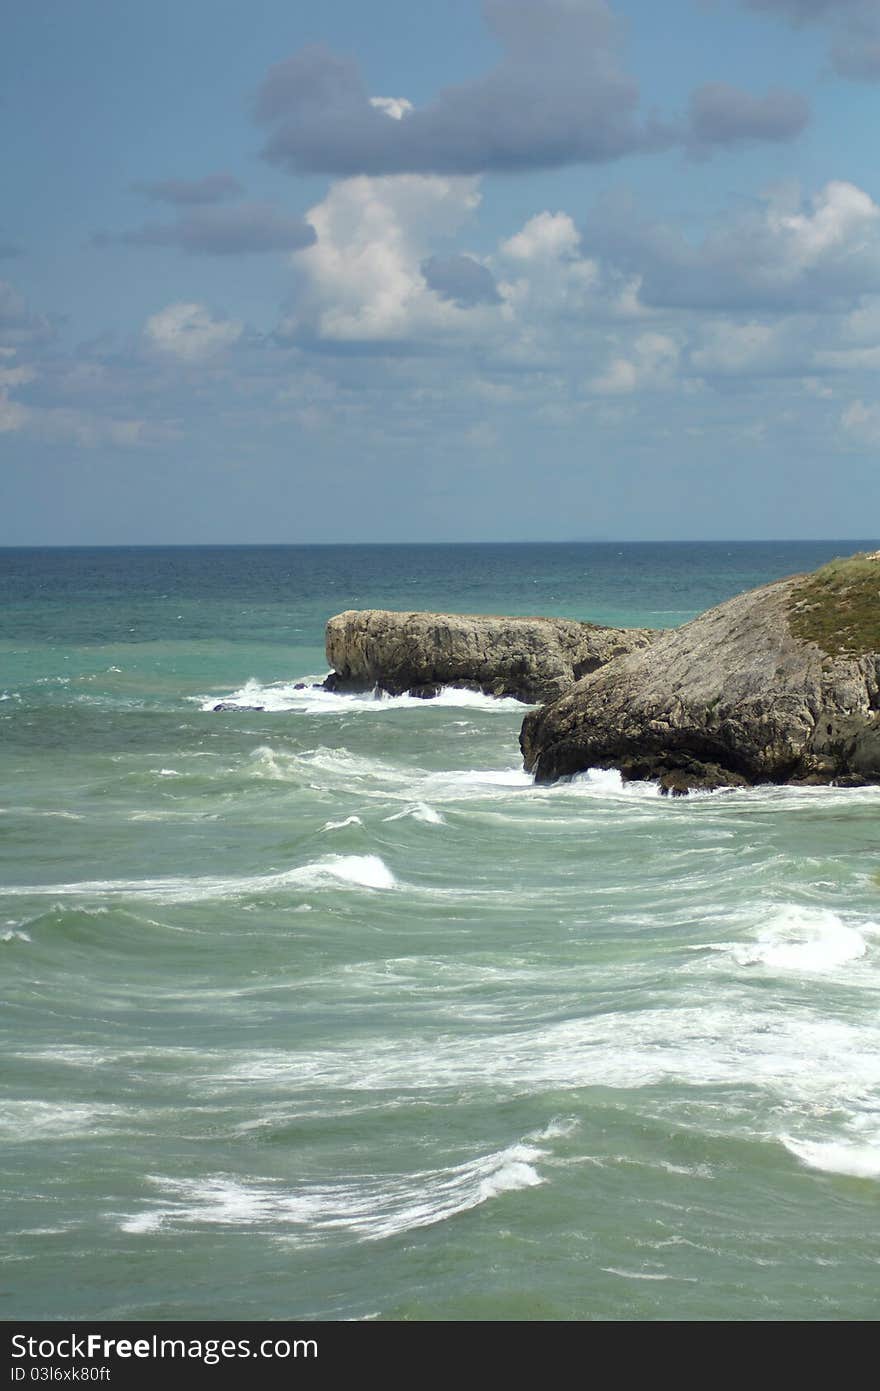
[787,552,880,657]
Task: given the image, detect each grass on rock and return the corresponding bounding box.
[788,552,880,657]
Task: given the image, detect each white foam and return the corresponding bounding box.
[245,744,533,807]
[119,1134,547,1241]
[199,677,528,715]
[0,1101,126,1139]
[321,816,363,832]
[3,853,397,903]
[322,855,396,890]
[1,928,30,943]
[783,1136,880,1180]
[730,906,869,973]
[14,1227,76,1237]
[565,767,661,799]
[204,1001,880,1109]
[428,686,528,710]
[527,1117,580,1142]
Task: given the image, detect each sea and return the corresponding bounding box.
[3,540,880,1323]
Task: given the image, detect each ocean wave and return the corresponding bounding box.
[0,1100,129,1140]
[601,1266,698,1282]
[118,1132,549,1241]
[321,815,364,832]
[565,768,661,799]
[2,853,397,904]
[245,743,532,801]
[783,1135,880,1181]
[203,1000,880,1111]
[199,677,528,715]
[1,927,31,944]
[718,905,874,974]
[382,802,445,825]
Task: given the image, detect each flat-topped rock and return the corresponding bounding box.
[324,609,657,705]
[520,551,880,792]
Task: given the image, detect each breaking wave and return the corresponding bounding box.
[119,1131,552,1242]
[199,677,528,715]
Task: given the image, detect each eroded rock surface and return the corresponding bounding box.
[324,610,657,705]
[520,553,880,792]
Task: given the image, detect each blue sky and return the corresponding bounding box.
[2,0,880,543]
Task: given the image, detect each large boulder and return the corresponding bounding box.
[324,610,657,705]
[520,552,880,792]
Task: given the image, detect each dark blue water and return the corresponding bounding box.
[1,540,871,645]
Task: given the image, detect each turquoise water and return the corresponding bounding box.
[3,541,880,1322]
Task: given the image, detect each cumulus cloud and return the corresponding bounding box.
[130,174,244,205]
[496,209,633,335]
[95,203,315,257]
[280,174,503,343]
[687,82,810,153]
[743,0,880,82]
[501,210,582,262]
[584,180,880,312]
[144,303,243,360]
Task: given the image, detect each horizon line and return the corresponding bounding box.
[0,536,878,551]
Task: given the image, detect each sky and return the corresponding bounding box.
[2,0,880,544]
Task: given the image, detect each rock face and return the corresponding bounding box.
[325,610,657,705]
[521,553,880,792]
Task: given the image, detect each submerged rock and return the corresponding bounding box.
[324,609,656,705]
[521,551,880,792]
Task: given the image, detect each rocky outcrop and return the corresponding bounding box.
[324,610,657,705]
[520,552,880,792]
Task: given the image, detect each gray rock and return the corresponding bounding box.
[521,553,880,791]
[324,610,657,705]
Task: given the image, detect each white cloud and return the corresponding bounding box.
[585,180,880,312]
[144,302,243,361]
[286,173,496,342]
[501,211,581,262]
[369,96,413,121]
[589,331,679,394]
[496,209,635,334]
[770,180,879,269]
